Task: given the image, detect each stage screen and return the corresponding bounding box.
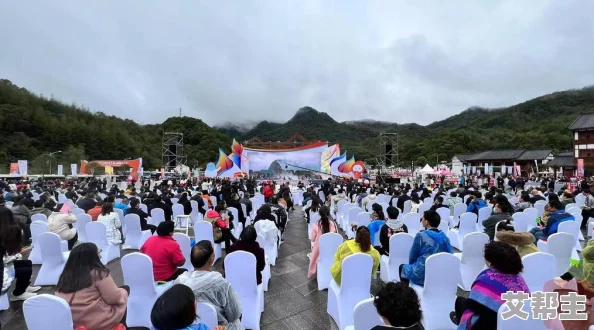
[242,143,328,178]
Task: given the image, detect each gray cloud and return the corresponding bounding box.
[1,1,593,127]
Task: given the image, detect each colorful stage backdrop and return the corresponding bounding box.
[205,139,365,179]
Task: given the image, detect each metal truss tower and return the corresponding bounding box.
[162,132,186,171]
[377,133,399,169]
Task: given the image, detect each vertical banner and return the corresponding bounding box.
[484,163,488,175]
[578,159,584,178]
[534,159,539,174]
[501,165,506,175]
[17,160,28,176]
[471,166,476,174]
[9,163,19,174]
[516,165,521,177]
[512,162,517,177]
[477,169,482,176]
[70,164,77,176]
[57,165,63,176]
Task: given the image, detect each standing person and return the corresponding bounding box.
[96,203,122,245]
[55,243,129,330]
[400,210,453,286]
[48,204,79,250]
[226,225,266,285]
[450,241,529,330]
[175,240,243,330]
[141,221,186,281]
[308,206,338,278]
[0,207,40,303]
[581,189,594,228]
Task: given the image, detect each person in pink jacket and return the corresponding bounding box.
[308,206,338,278]
[55,243,128,330]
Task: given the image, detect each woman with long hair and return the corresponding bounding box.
[226,225,266,284]
[151,284,223,330]
[305,196,322,223]
[55,243,129,330]
[96,203,122,245]
[0,206,39,303]
[253,204,276,223]
[330,226,380,285]
[308,206,338,278]
[410,194,422,213]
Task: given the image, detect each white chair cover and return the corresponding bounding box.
[171,197,179,204]
[403,213,422,237]
[255,234,271,291]
[410,253,461,330]
[521,252,555,293]
[452,203,467,227]
[150,208,166,226]
[308,212,320,238]
[115,209,126,235]
[0,291,8,311]
[327,253,373,330]
[23,294,73,330]
[30,220,49,265]
[121,253,172,328]
[72,208,85,216]
[140,203,149,213]
[537,232,574,276]
[190,200,203,224]
[173,233,194,271]
[172,204,189,229]
[379,233,414,282]
[436,207,451,226]
[476,207,492,232]
[456,232,489,291]
[34,232,69,286]
[209,196,218,209]
[31,213,48,223]
[123,214,151,250]
[403,200,412,214]
[193,221,221,263]
[85,221,120,264]
[254,220,279,266]
[75,213,92,242]
[227,207,243,239]
[196,302,219,330]
[224,251,264,330]
[357,212,372,229]
[448,212,478,251]
[317,233,343,290]
[348,298,384,330]
[346,207,363,239]
[512,212,531,233]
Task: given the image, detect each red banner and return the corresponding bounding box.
[9,163,18,174]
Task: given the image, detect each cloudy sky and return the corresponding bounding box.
[1,1,593,127]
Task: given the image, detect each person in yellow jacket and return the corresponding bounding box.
[331,226,380,285]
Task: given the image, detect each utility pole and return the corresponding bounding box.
[179,108,182,117]
[46,150,62,174]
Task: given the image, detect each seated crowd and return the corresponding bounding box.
[0,175,593,330]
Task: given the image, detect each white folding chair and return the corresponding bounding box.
[173,233,194,273]
[451,203,467,227]
[85,221,121,264]
[523,208,538,230]
[410,253,461,330]
[379,233,415,282]
[521,252,555,293]
[34,232,70,286]
[536,232,574,276]
[497,302,547,330]
[72,208,85,217]
[403,213,422,237]
[23,294,73,330]
[193,221,222,263]
[190,200,203,224]
[121,253,173,328]
[255,234,271,291]
[456,232,489,291]
[512,212,531,233]
[476,207,492,232]
[0,291,8,311]
[403,200,412,214]
[227,207,243,239]
[436,207,450,225]
[308,212,320,238]
[210,196,218,209]
[171,197,179,204]
[557,220,581,259]
[196,302,219,330]
[254,220,279,266]
[344,298,384,330]
[346,207,363,239]
[122,214,151,251]
[140,203,149,213]
[75,213,92,242]
[357,212,372,229]
[534,200,547,217]
[31,213,48,223]
[448,212,478,251]
[225,251,264,330]
[317,233,343,290]
[327,253,374,330]
[30,221,67,265]
[150,208,166,226]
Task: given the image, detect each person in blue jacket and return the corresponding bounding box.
[529,200,575,244]
[399,210,453,286]
[466,191,488,215]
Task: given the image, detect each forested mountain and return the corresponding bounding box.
[0,79,228,173]
[223,86,594,166]
[1,77,593,174]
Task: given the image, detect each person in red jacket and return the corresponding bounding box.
[263,182,274,203]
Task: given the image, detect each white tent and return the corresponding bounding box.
[419,164,434,174]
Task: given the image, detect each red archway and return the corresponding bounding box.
[80,158,142,180]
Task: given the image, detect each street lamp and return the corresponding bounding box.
[46,151,62,174]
